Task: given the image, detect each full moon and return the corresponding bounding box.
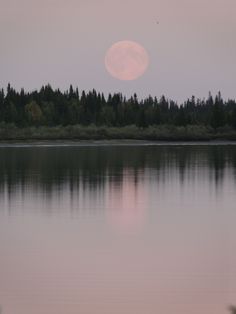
[105,40,149,81]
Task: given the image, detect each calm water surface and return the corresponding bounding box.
[0,143,236,314]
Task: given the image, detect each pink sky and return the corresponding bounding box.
[0,0,236,101]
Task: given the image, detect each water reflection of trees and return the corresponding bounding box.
[0,145,236,197]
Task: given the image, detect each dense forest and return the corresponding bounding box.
[1,83,236,128]
[1,84,236,140]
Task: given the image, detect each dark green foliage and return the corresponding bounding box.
[210,92,225,128]
[231,107,236,129]
[0,84,236,133]
[1,124,236,141]
[25,101,43,125]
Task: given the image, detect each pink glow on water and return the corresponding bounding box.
[106,170,147,233]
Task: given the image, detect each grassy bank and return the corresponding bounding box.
[1,124,236,141]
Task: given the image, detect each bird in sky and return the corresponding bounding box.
[229,306,236,314]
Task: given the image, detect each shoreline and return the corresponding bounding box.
[1,125,236,143]
[1,139,236,148]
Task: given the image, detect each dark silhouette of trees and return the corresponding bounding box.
[25,101,43,125]
[211,92,225,128]
[0,84,236,130]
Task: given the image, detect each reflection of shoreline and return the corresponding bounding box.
[0,145,235,198]
[0,147,236,314]
[106,169,147,234]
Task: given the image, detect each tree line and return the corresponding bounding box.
[0,83,236,129]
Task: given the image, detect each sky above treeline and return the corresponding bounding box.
[0,0,236,102]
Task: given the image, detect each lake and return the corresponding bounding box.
[0,142,235,314]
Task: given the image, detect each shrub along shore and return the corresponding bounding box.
[1,124,236,141]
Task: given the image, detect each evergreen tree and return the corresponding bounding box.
[0,84,235,130]
[211,92,225,129]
